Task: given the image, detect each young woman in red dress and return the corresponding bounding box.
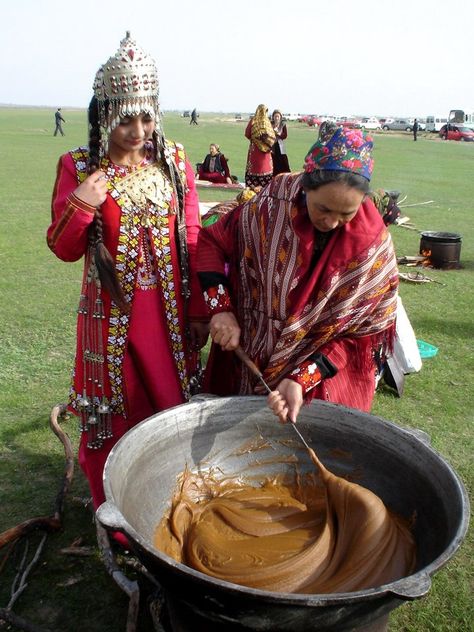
[47,33,208,511]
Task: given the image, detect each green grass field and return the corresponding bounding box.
[0,108,472,631]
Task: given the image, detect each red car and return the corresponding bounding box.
[336,118,362,129]
[302,115,321,127]
[439,125,474,142]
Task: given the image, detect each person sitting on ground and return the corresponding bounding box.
[196,143,233,185]
[368,189,401,226]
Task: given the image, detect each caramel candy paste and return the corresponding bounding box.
[154,446,416,594]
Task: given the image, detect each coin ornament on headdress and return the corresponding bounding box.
[93,31,163,139]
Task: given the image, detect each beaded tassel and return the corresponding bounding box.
[77,391,91,434]
[78,248,111,450]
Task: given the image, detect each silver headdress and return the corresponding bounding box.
[93,31,164,148]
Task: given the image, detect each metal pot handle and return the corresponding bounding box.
[389,571,432,600]
[96,501,130,533]
[403,427,431,446]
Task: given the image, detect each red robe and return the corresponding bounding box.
[198,153,231,184]
[198,173,398,412]
[47,143,207,508]
[245,120,273,178]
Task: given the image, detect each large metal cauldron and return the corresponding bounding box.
[97,396,469,632]
[419,231,462,269]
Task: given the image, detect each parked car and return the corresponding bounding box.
[283,113,299,121]
[302,115,321,127]
[336,117,361,129]
[182,111,190,117]
[360,117,381,130]
[439,124,474,142]
[382,119,413,132]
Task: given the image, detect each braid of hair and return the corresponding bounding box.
[155,132,190,302]
[87,97,101,176]
[151,129,161,162]
[172,161,185,218]
[87,97,129,313]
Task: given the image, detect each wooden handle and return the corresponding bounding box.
[234,346,263,378]
[235,349,312,452]
[234,346,273,395]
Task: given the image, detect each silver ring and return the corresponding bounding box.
[97,175,106,181]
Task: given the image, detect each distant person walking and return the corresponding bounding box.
[412,118,419,142]
[190,108,199,125]
[54,108,66,136]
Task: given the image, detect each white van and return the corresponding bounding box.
[425,115,448,132]
[452,110,474,129]
[464,112,474,129]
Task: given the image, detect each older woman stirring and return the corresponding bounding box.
[197,124,399,422]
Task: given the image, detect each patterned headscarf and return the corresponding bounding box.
[304,123,374,181]
[251,104,276,152]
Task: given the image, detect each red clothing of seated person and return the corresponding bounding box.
[196,143,232,184]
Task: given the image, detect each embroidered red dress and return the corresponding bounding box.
[197,173,398,413]
[198,152,231,184]
[47,142,207,508]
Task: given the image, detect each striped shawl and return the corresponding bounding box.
[234,173,399,392]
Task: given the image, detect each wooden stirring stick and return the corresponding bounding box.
[234,346,313,452]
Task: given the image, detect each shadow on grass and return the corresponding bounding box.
[1,412,87,536]
[0,509,139,632]
[0,412,158,631]
[413,314,474,339]
[457,258,474,271]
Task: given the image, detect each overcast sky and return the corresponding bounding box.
[3,0,473,118]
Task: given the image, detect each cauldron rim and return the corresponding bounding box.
[420,231,462,242]
[98,396,470,606]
